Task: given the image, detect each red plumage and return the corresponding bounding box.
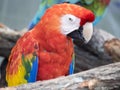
[6,3,95,86]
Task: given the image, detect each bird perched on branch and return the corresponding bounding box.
[27,0,110,74]
[28,0,110,30]
[6,3,95,86]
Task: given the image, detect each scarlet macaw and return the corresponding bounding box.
[6,3,95,86]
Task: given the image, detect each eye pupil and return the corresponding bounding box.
[69,17,73,21]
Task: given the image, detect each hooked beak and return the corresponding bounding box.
[67,26,85,45]
[67,22,93,45]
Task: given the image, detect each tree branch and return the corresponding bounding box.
[2,62,120,90]
[0,24,25,57]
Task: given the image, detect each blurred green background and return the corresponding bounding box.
[0,0,120,38]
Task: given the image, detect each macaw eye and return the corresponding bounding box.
[60,14,81,35]
[69,17,73,21]
[67,15,76,23]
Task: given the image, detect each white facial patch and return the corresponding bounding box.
[83,22,93,43]
[60,14,80,35]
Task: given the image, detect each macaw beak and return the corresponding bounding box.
[67,22,93,45]
[67,26,85,45]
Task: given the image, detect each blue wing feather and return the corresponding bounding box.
[27,56,38,82]
[69,54,75,75]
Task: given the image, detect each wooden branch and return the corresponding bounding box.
[0,24,26,57]
[74,28,120,72]
[2,62,120,90]
[104,38,120,62]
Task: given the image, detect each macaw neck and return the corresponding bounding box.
[30,27,45,42]
[30,21,61,40]
[30,22,66,42]
[30,26,73,53]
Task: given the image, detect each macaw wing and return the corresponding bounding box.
[6,33,39,86]
[21,54,38,83]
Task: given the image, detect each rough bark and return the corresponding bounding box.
[0,24,25,57]
[1,62,120,90]
[74,28,120,72]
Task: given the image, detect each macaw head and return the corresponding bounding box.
[35,3,95,44]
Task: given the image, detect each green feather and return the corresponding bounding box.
[22,54,36,80]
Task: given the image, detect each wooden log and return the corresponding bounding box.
[104,38,120,62]
[1,62,120,90]
[0,24,25,57]
[74,28,120,72]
